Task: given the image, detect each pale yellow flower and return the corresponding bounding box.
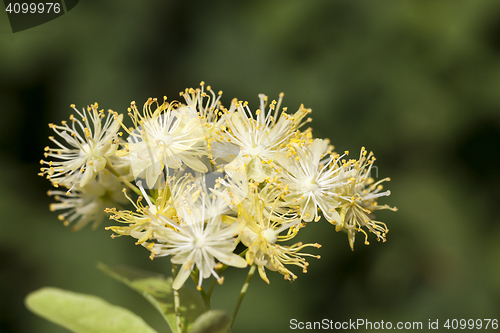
[40,103,122,191]
[334,147,397,250]
[238,188,320,283]
[180,81,225,138]
[105,178,182,244]
[148,187,247,290]
[274,138,344,223]
[216,94,310,182]
[49,170,128,230]
[119,98,208,188]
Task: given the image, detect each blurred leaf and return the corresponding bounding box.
[189,310,231,333]
[25,287,157,333]
[98,263,205,333]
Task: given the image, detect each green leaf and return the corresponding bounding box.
[189,311,232,333]
[98,263,205,333]
[25,287,157,333]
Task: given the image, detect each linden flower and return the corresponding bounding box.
[238,189,321,283]
[106,178,185,245]
[147,191,247,290]
[174,175,235,220]
[275,138,345,223]
[180,83,245,167]
[120,97,208,189]
[39,103,123,191]
[180,82,225,138]
[335,147,397,250]
[217,94,311,182]
[48,170,128,231]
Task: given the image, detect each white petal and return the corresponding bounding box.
[209,248,247,268]
[327,208,341,224]
[181,154,208,173]
[172,257,195,290]
[145,162,162,188]
[274,152,293,173]
[301,197,316,222]
[258,265,270,284]
[92,156,106,172]
[311,139,327,162]
[231,112,248,137]
[79,166,95,187]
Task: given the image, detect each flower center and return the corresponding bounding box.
[157,134,174,147]
[261,228,277,244]
[304,178,318,191]
[247,145,263,157]
[80,143,95,157]
[193,235,206,248]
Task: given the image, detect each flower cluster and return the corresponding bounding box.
[40,82,396,289]
[39,103,128,230]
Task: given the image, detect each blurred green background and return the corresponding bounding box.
[1,0,500,332]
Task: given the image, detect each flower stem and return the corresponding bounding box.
[207,277,218,299]
[105,163,143,198]
[190,269,211,310]
[231,265,256,327]
[171,264,183,333]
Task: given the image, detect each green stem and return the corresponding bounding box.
[207,277,218,299]
[231,265,256,327]
[105,162,157,203]
[190,269,211,310]
[171,264,183,333]
[105,163,142,197]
